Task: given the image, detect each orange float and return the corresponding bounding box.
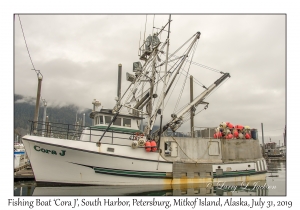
[214,132,222,138]
[235,125,244,131]
[226,122,234,129]
[233,130,239,138]
[150,141,157,152]
[145,141,151,152]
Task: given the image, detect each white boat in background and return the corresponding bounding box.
[14,143,26,169]
[22,15,267,186]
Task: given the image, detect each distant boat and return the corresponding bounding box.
[22,15,267,186]
[14,143,26,169]
[264,142,284,158]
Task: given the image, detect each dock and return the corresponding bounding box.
[267,157,286,161]
[14,153,35,181]
[14,164,35,181]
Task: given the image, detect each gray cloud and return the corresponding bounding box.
[14,14,286,145]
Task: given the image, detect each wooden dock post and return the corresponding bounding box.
[33,74,43,134]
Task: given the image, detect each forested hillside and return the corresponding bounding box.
[14,94,181,137]
[14,94,92,133]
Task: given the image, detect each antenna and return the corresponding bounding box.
[143,15,147,53]
[152,15,155,36]
[92,99,101,111]
[138,31,141,56]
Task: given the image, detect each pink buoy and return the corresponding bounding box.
[233,130,239,138]
[226,122,234,129]
[245,133,250,139]
[226,133,233,139]
[214,132,222,139]
[235,125,244,131]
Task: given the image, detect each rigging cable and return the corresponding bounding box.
[152,15,155,35]
[18,14,43,80]
[173,54,223,74]
[143,15,147,46]
[181,77,230,124]
[173,38,199,113]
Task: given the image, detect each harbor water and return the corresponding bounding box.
[14,160,286,196]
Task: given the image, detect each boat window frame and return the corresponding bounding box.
[95,115,104,125]
[113,117,122,126]
[104,116,112,125]
[123,118,131,127]
[99,115,104,124]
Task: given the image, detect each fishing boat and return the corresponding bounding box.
[22,16,267,186]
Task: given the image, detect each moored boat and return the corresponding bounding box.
[22,15,267,186]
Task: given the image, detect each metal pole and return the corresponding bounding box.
[46,116,49,137]
[190,75,194,138]
[117,64,122,106]
[261,123,265,155]
[157,14,171,149]
[42,100,47,136]
[33,75,42,134]
[284,125,286,146]
[83,113,85,127]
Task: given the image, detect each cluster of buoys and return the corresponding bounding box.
[131,132,146,148]
[213,122,252,140]
[131,132,157,152]
[145,140,157,152]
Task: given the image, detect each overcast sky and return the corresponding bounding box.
[14,14,286,144]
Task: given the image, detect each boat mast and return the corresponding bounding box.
[149,31,200,136]
[143,16,173,138]
[157,14,172,145]
[145,46,158,136]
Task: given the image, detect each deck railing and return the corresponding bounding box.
[28,121,220,141]
[28,120,129,143]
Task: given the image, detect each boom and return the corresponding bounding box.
[152,72,230,138]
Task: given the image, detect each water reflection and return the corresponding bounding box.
[14,161,285,196]
[14,182,269,196]
[266,160,286,195]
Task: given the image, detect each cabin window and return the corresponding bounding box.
[99,115,104,124]
[113,117,121,126]
[105,116,112,125]
[95,116,104,125]
[123,118,131,127]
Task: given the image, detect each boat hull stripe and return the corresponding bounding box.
[94,168,167,178]
[213,170,267,178]
[69,162,168,178]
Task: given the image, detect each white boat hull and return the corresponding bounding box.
[22,135,267,186]
[22,135,173,185]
